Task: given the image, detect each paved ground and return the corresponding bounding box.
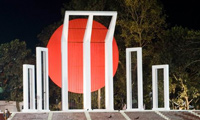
[161,111,200,120]
[90,112,125,120]
[6,110,200,120]
[0,113,5,120]
[125,111,165,120]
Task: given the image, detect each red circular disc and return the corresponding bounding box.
[47,19,119,93]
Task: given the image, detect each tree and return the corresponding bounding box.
[0,39,34,111]
[117,0,166,47]
[116,0,166,109]
[157,26,200,109]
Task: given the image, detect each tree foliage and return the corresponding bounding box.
[117,0,166,47]
[157,26,200,109]
[0,39,34,111]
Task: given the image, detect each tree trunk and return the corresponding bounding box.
[98,89,101,109]
[185,97,189,110]
[16,101,20,112]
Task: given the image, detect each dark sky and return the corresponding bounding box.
[161,0,200,29]
[0,0,200,49]
[0,0,65,49]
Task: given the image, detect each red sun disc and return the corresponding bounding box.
[47,19,119,93]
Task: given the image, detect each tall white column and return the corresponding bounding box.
[126,47,143,110]
[83,15,93,110]
[152,65,170,110]
[152,66,158,109]
[105,13,117,110]
[137,48,143,110]
[61,12,69,111]
[36,47,49,111]
[164,65,170,110]
[126,51,132,110]
[23,64,35,112]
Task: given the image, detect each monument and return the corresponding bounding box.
[22,11,170,112]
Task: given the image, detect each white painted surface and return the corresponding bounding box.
[126,47,143,110]
[22,64,35,112]
[83,15,93,110]
[36,47,49,111]
[152,65,170,110]
[61,12,69,111]
[61,11,117,111]
[105,13,117,110]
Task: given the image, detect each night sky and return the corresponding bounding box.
[0,0,200,49]
[161,0,200,29]
[0,0,65,49]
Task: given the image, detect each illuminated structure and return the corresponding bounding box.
[47,19,119,93]
[23,11,118,111]
[152,65,170,110]
[22,11,170,112]
[126,47,143,110]
[61,11,117,111]
[36,47,49,111]
[23,47,49,112]
[22,65,35,112]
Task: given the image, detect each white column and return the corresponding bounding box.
[36,47,49,111]
[126,47,143,110]
[29,67,35,110]
[43,51,49,110]
[137,49,143,110]
[126,51,132,110]
[23,64,35,112]
[152,66,158,109]
[61,12,69,111]
[105,13,117,110]
[164,65,170,110]
[36,48,42,111]
[152,65,170,110]
[83,15,93,110]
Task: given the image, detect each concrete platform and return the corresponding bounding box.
[7,110,200,120]
[125,111,165,120]
[161,111,200,120]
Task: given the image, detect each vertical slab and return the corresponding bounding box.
[83,15,93,110]
[23,64,35,112]
[29,68,35,110]
[126,47,143,110]
[164,65,169,110]
[137,49,143,110]
[126,51,131,110]
[36,47,49,111]
[152,67,158,109]
[61,12,69,111]
[152,65,170,110]
[104,13,117,110]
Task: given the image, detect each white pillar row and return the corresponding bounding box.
[36,47,49,111]
[61,11,117,111]
[22,64,36,112]
[126,47,143,110]
[152,65,170,110]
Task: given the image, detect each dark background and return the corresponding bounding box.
[0,0,65,49]
[0,0,200,49]
[161,0,200,29]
